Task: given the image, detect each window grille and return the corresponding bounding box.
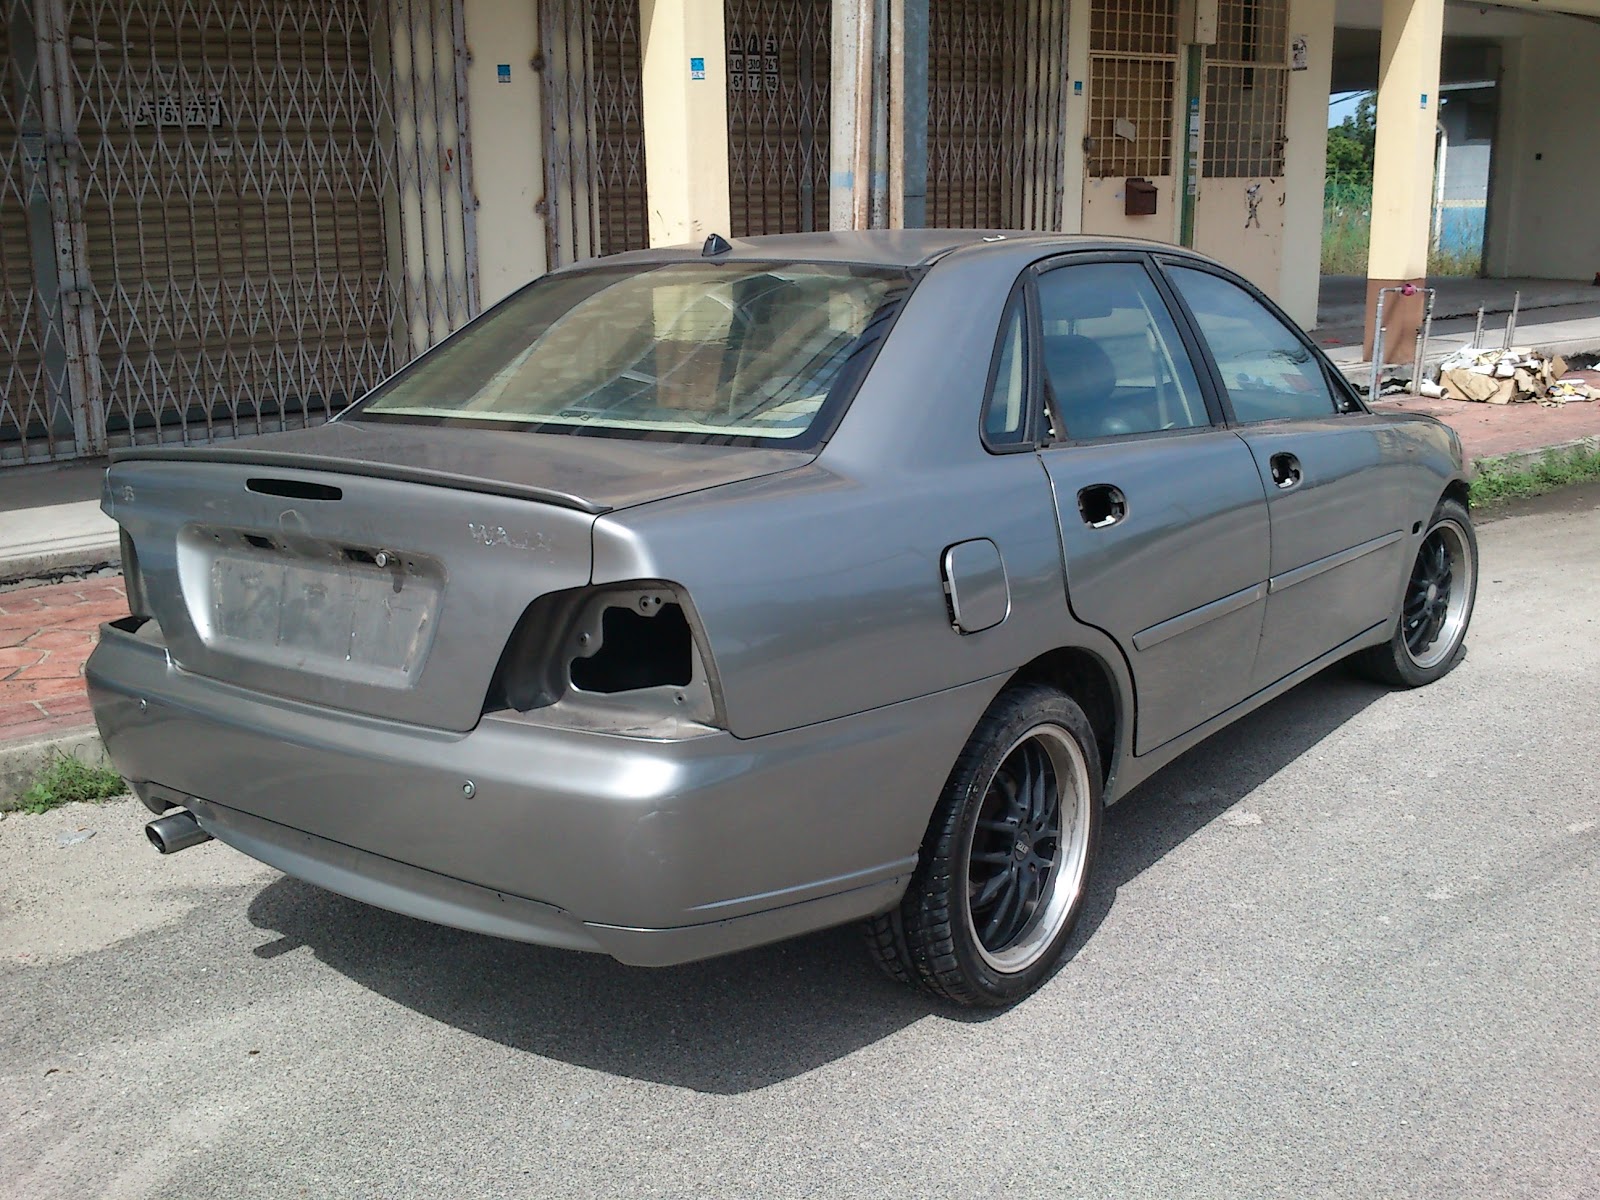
[1202,0,1289,178]
[1087,0,1177,178]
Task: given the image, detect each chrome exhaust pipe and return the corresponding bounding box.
[145,809,212,855]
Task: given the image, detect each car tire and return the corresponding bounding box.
[1353,497,1478,688]
[864,684,1102,1007]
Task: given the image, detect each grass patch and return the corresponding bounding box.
[17,752,126,815]
[1321,182,1482,277]
[1471,444,1600,507]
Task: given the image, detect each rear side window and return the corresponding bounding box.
[1168,266,1338,422]
[356,261,911,447]
[982,293,1030,448]
[1036,262,1209,440]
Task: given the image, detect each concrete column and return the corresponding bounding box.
[830,0,898,230]
[1363,0,1444,359]
[639,0,731,246]
[1058,0,1092,233]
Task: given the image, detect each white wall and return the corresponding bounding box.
[462,0,547,306]
[1279,0,1336,326]
[1484,11,1600,279]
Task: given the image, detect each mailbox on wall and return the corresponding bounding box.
[1125,178,1158,216]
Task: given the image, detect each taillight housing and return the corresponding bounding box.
[119,527,154,621]
[485,581,724,738]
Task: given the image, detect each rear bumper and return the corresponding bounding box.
[87,623,999,966]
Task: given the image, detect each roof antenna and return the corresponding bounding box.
[702,232,731,257]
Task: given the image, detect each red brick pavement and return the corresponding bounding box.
[1373,394,1600,462]
[0,578,126,743]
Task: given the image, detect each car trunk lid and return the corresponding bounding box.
[107,427,811,732]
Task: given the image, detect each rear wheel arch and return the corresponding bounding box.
[1006,647,1121,787]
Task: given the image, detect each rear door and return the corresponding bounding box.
[1162,262,1409,690]
[1032,255,1271,755]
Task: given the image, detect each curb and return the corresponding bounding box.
[1471,434,1600,476]
[1,728,112,812]
[0,540,121,587]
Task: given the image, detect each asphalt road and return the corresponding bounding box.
[3,495,1597,1200]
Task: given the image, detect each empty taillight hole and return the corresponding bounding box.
[343,547,378,565]
[246,477,342,501]
[243,534,276,550]
[570,603,693,693]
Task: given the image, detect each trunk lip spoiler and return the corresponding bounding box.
[107,445,612,515]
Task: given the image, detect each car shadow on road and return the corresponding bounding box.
[244,666,1389,1095]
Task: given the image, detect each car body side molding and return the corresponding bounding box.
[1267,530,1405,595]
[1131,581,1268,652]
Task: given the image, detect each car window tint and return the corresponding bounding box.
[357,261,909,446]
[1169,266,1337,422]
[982,294,1030,447]
[1036,262,1208,440]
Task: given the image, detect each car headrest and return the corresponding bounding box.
[1043,334,1118,404]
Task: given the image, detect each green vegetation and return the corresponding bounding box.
[1322,92,1480,278]
[1322,180,1374,276]
[1322,181,1482,278]
[1326,94,1377,189]
[17,752,125,814]
[1470,444,1600,507]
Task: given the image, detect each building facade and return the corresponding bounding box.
[3,0,1595,466]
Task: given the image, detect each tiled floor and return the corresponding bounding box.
[0,579,125,743]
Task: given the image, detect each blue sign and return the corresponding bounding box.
[496,63,510,84]
[690,56,706,81]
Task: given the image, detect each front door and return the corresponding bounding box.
[1032,257,1270,755]
[1163,262,1409,689]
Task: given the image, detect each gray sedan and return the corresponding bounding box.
[87,231,1476,1007]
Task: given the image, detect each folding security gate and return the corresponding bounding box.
[927,0,1069,231]
[725,0,829,237]
[540,0,648,265]
[542,0,831,265]
[0,0,477,466]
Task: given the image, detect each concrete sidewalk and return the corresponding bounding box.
[0,459,119,582]
[1319,299,1600,382]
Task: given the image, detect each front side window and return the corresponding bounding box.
[1036,261,1209,441]
[357,261,911,445]
[1168,266,1338,422]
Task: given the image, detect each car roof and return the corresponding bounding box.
[567,229,1211,271]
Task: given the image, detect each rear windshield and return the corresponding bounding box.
[355,261,911,446]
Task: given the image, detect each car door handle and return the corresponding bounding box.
[1077,483,1127,529]
[1269,453,1303,490]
